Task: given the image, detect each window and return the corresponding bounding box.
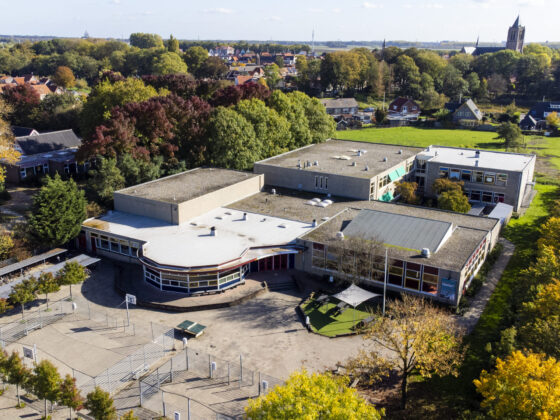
[422,266,439,295]
[378,175,389,189]
[326,251,338,271]
[461,170,472,182]
[497,173,508,185]
[315,176,318,188]
[99,235,109,250]
[449,168,461,180]
[20,168,26,179]
[406,161,414,172]
[473,171,484,183]
[470,191,481,201]
[484,172,495,184]
[64,164,70,174]
[464,190,471,199]
[388,259,404,286]
[416,160,426,173]
[110,240,119,253]
[482,191,493,203]
[494,193,505,203]
[439,167,449,178]
[404,262,421,291]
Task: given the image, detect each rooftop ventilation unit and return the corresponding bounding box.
[475,159,479,167]
[297,160,302,169]
[360,149,367,154]
[336,231,345,240]
[243,212,247,221]
[306,200,317,206]
[313,160,319,166]
[317,201,328,208]
[312,197,322,203]
[322,199,333,206]
[278,223,287,229]
[398,149,403,154]
[357,150,362,157]
[352,161,356,167]
[475,150,480,157]
[383,157,388,162]
[421,248,430,258]
[271,188,277,195]
[322,216,330,221]
[311,219,317,227]
[210,226,216,237]
[365,165,369,171]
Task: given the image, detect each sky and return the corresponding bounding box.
[3,0,558,43]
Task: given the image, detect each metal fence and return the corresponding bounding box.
[138,347,284,420]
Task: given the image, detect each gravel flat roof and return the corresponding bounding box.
[301,208,488,272]
[227,187,500,232]
[255,139,422,179]
[115,168,259,204]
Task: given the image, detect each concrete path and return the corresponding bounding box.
[456,238,515,333]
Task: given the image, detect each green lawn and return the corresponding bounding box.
[301,298,373,338]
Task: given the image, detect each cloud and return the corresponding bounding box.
[203,8,234,14]
[267,16,282,22]
[363,2,383,9]
[109,0,120,4]
[332,8,342,13]
[307,8,324,13]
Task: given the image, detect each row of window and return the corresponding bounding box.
[465,190,505,204]
[20,162,90,179]
[144,266,247,290]
[465,239,487,280]
[439,167,508,186]
[91,232,139,257]
[312,243,440,296]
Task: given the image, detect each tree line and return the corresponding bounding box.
[296,44,560,103]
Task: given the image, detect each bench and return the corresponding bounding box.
[176,320,207,338]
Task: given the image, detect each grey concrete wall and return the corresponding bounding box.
[114,193,178,224]
[177,174,264,224]
[254,164,372,200]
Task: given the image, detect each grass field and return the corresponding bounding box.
[335,127,560,171]
[301,298,373,337]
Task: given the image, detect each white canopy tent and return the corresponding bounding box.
[333,283,381,308]
[332,284,381,328]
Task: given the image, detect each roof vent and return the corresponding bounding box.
[360,149,367,155]
[243,212,247,221]
[475,150,480,157]
[421,248,430,258]
[313,160,319,166]
[271,188,276,195]
[383,157,388,162]
[307,160,311,167]
[357,150,362,157]
[426,146,431,152]
[336,231,345,240]
[210,226,217,237]
[398,149,403,154]
[311,219,317,228]
[365,165,369,171]
[352,161,356,167]
[278,223,287,229]
[475,159,479,167]
[297,160,302,169]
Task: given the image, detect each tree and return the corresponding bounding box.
[375,108,387,126]
[538,217,560,251]
[394,55,421,97]
[395,181,419,204]
[9,277,37,319]
[56,261,87,301]
[474,351,560,419]
[53,66,76,88]
[184,46,209,76]
[264,64,282,89]
[0,298,12,314]
[32,360,62,419]
[4,351,31,407]
[245,370,383,420]
[267,90,312,148]
[497,122,524,150]
[432,178,464,195]
[87,157,125,205]
[438,189,471,213]
[1,83,41,127]
[196,56,228,79]
[84,386,117,420]
[207,107,260,170]
[29,174,86,247]
[0,231,14,260]
[152,52,188,75]
[166,34,179,53]
[129,33,164,49]
[58,374,83,420]
[346,294,464,409]
[0,99,20,187]
[37,272,60,309]
[546,111,560,128]
[288,91,335,143]
[119,411,138,420]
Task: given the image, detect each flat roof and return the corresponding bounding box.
[115,168,259,204]
[418,146,535,172]
[255,140,422,179]
[89,207,313,269]
[227,187,500,233]
[343,209,452,253]
[301,208,488,272]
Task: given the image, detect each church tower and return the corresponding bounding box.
[506,15,525,53]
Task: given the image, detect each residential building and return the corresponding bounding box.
[416,146,536,211]
[525,102,560,121]
[320,98,359,116]
[2,129,86,183]
[445,99,483,123]
[387,98,421,120]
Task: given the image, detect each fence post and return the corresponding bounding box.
[227,362,230,386]
[239,354,243,388]
[187,397,191,420]
[170,357,173,382]
[139,380,143,406]
[151,322,154,341]
[186,348,189,371]
[106,369,110,390]
[208,355,211,378]
[143,346,146,366]
[88,302,91,320]
[157,368,160,388]
[129,355,133,376]
[258,372,262,396]
[161,390,166,417]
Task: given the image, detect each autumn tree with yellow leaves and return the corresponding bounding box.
[245,370,383,420]
[0,98,20,188]
[474,351,560,419]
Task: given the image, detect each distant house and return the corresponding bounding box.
[320,98,359,116]
[11,126,39,137]
[388,98,421,119]
[446,99,483,123]
[526,102,560,121]
[519,114,540,131]
[1,129,87,183]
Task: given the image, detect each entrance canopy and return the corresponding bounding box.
[332,284,381,308]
